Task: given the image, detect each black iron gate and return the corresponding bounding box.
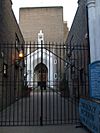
[0,43,89,126]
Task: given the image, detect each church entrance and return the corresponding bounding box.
[34,63,48,90]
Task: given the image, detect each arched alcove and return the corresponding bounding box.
[34,63,48,88]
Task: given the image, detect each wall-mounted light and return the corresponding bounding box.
[15,50,24,68]
[19,50,24,59]
[3,63,7,76]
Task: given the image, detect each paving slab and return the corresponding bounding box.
[0,125,89,133]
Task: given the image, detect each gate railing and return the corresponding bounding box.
[0,43,89,126]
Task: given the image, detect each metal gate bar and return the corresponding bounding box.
[0,43,89,126]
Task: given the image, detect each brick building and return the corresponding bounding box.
[0,0,24,43]
[19,6,68,89]
[0,0,24,110]
[66,0,90,98]
[19,6,68,43]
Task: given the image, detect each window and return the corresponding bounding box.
[15,33,20,50]
[54,59,57,64]
[39,35,43,39]
[3,63,7,76]
[54,73,57,79]
[28,70,31,74]
[1,51,4,58]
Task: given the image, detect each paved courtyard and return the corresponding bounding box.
[0,90,89,133]
[0,125,89,133]
[0,90,79,126]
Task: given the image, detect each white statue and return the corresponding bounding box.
[38,30,44,44]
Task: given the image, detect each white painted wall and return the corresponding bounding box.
[87,0,96,62]
[95,0,100,61]
[26,48,57,88]
[87,0,100,62]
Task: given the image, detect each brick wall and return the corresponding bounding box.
[0,0,25,110]
[19,7,68,43]
[66,0,90,97]
[67,0,87,45]
[63,21,69,43]
[0,0,24,43]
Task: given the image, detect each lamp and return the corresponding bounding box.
[15,50,24,68]
[19,50,24,59]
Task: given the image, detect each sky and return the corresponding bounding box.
[12,0,78,29]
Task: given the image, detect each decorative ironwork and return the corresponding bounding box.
[0,43,89,126]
